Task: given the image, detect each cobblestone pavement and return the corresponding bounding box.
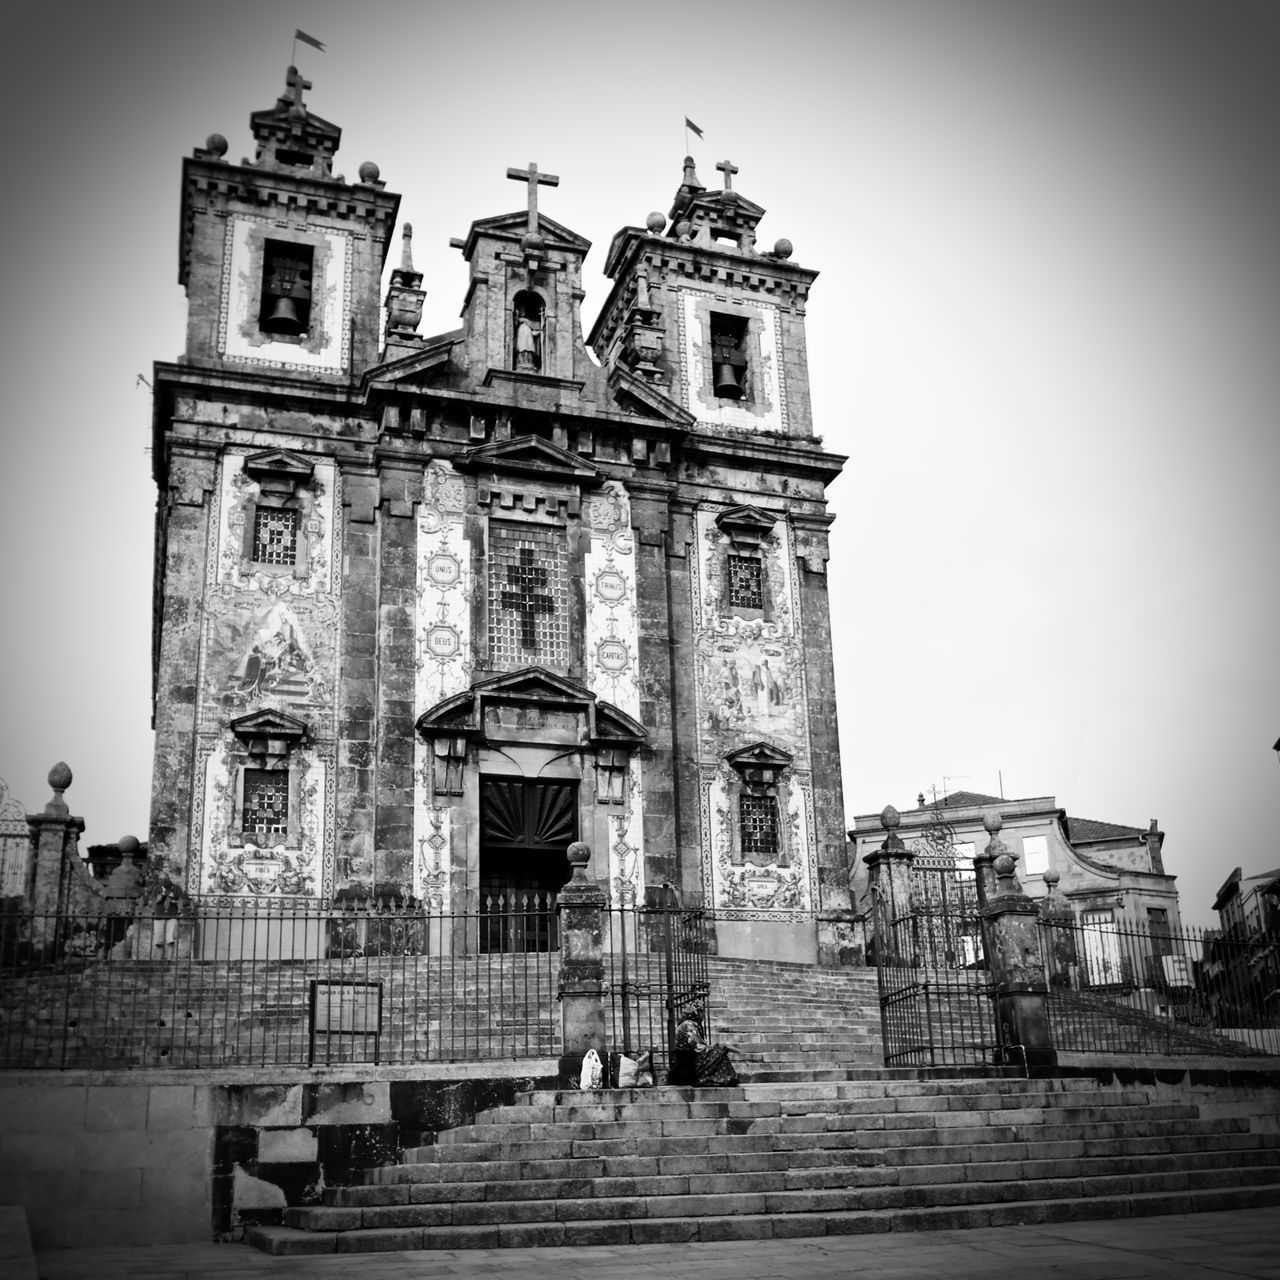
[27,1209,1280,1279]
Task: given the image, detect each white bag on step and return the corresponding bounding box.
[616,1054,639,1087]
[579,1048,603,1090]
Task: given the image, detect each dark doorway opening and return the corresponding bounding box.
[479,777,577,952]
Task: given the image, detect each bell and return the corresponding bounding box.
[261,295,305,335]
[713,362,744,399]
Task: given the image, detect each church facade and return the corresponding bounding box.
[148,70,851,962]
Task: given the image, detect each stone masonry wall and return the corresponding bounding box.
[0,1067,556,1249]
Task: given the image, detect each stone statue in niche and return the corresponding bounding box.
[513,291,544,372]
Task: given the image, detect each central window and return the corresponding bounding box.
[488,522,569,669]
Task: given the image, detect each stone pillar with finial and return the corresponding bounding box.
[383,221,426,359]
[861,805,916,966]
[979,811,1056,1069]
[556,841,608,1088]
[1038,868,1078,990]
[25,763,86,941]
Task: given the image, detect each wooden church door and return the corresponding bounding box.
[479,778,577,952]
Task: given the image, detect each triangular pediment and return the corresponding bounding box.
[243,448,314,481]
[460,212,591,257]
[454,435,601,484]
[715,504,779,543]
[366,335,460,389]
[230,708,309,744]
[608,367,696,427]
[726,741,794,770]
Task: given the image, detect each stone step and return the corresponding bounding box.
[292,1162,1280,1234]
[432,1100,1210,1146]
[326,1144,1280,1209]
[391,1126,1280,1182]
[246,1181,1280,1253]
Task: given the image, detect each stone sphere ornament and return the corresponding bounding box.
[983,810,1004,836]
[674,220,692,240]
[773,238,793,259]
[48,762,72,791]
[993,853,1017,878]
[880,804,901,831]
[645,211,666,233]
[206,133,228,157]
[358,160,380,183]
[117,835,140,856]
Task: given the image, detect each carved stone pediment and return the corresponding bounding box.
[607,366,695,426]
[366,336,460,388]
[725,740,793,789]
[715,504,778,547]
[230,708,309,757]
[454,435,601,486]
[416,666,646,750]
[242,448,314,484]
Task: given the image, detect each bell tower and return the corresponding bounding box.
[177,66,399,379]
[590,156,818,439]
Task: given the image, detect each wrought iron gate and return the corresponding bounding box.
[875,859,1000,1067]
[604,896,710,1079]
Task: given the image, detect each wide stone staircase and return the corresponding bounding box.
[247,1074,1280,1254]
[705,957,884,1080]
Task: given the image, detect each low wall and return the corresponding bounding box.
[0,1059,557,1250]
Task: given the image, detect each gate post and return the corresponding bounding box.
[862,806,916,965]
[978,812,1056,1069]
[24,763,86,938]
[556,841,607,1088]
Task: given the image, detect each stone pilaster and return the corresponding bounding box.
[556,841,607,1086]
[978,811,1056,1069]
[861,805,915,966]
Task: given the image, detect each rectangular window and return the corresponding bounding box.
[1148,908,1173,957]
[259,240,314,335]
[252,507,298,565]
[488,522,569,669]
[242,768,289,838]
[739,794,779,862]
[1022,834,1050,876]
[726,555,763,610]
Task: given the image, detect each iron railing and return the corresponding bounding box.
[1039,916,1280,1057]
[0,897,560,1070]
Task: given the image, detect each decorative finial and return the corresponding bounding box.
[399,222,415,273]
[358,161,381,184]
[645,211,666,233]
[118,835,140,861]
[206,133,228,158]
[772,238,793,260]
[880,805,900,832]
[983,810,1003,836]
[566,841,592,882]
[45,762,72,817]
[681,156,702,190]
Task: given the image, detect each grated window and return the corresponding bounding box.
[740,794,779,861]
[488,522,569,669]
[726,554,763,610]
[253,508,298,565]
[243,769,289,838]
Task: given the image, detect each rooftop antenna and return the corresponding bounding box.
[998,770,1005,799]
[941,775,969,800]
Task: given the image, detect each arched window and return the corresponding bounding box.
[512,290,545,372]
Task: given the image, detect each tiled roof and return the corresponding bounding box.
[1066,816,1145,843]
[938,791,1006,809]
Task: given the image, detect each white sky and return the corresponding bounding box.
[1,1,1277,927]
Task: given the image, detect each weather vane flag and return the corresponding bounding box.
[293,29,326,56]
[684,116,704,150]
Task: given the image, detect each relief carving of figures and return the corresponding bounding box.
[206,597,335,713]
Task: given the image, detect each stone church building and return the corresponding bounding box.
[148,69,850,964]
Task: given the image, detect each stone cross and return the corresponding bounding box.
[500,547,554,648]
[716,159,739,191]
[286,66,312,110]
[506,162,560,235]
